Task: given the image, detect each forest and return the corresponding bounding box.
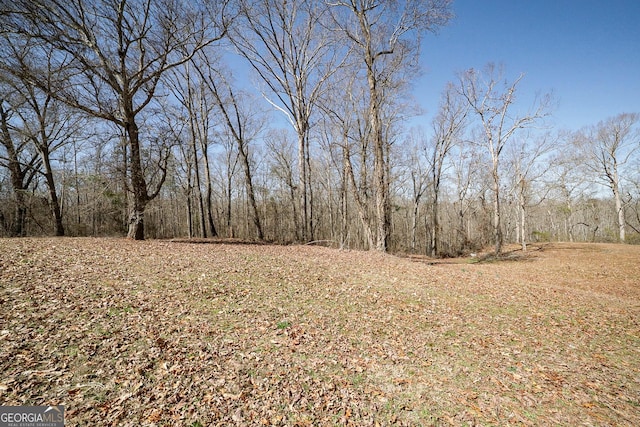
[1,0,639,255]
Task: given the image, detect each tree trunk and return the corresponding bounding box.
[226,171,233,238]
[520,194,527,252]
[286,165,301,242]
[10,186,27,237]
[411,197,419,253]
[457,205,466,250]
[189,121,207,238]
[297,130,308,241]
[238,141,263,240]
[203,155,217,238]
[306,138,315,241]
[127,205,145,240]
[612,175,625,243]
[125,119,149,240]
[121,135,129,233]
[431,191,440,256]
[344,143,375,250]
[367,68,389,252]
[186,192,193,239]
[340,149,349,248]
[184,152,194,238]
[41,156,65,236]
[567,201,574,243]
[374,138,388,251]
[73,142,83,232]
[492,166,503,255]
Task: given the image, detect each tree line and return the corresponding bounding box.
[1,0,638,254]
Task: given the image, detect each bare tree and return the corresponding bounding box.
[215,123,240,238]
[16,88,79,237]
[320,71,376,249]
[0,35,88,236]
[197,58,265,241]
[0,95,41,236]
[576,113,639,242]
[426,82,469,255]
[327,0,453,251]
[457,64,550,254]
[178,140,196,238]
[3,0,229,239]
[265,129,301,242]
[449,141,487,253]
[166,60,220,238]
[544,132,595,242]
[230,0,341,241]
[506,133,554,251]
[402,131,429,253]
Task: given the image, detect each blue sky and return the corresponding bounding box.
[415,0,640,131]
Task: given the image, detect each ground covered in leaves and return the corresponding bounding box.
[1,238,639,426]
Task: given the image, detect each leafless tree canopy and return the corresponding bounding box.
[1,1,639,251]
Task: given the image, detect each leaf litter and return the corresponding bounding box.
[1,238,639,426]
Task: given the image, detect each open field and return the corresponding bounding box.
[1,238,639,426]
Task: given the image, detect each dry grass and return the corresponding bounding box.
[1,238,638,426]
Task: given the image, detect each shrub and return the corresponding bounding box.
[531,230,551,242]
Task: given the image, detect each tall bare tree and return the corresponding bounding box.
[457,64,550,254]
[450,142,487,253]
[576,113,639,243]
[506,133,554,251]
[0,35,86,236]
[401,131,429,253]
[230,0,340,241]
[427,82,469,255]
[0,95,41,236]
[15,87,79,237]
[264,129,301,241]
[320,71,376,249]
[3,0,230,239]
[197,58,265,241]
[328,0,453,251]
[166,60,220,238]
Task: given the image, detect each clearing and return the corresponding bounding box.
[0,238,639,426]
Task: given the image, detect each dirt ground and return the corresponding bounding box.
[1,238,638,426]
